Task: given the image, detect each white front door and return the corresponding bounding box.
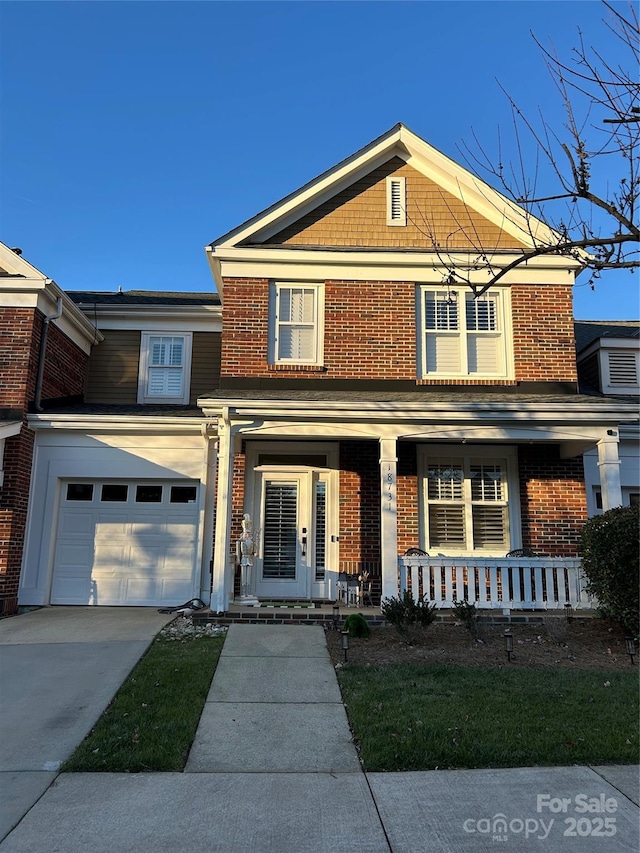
[254,470,331,600]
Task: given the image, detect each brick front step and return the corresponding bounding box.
[191,606,596,628]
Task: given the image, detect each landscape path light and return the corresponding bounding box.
[341,629,350,662]
[624,635,637,665]
[332,605,340,631]
[504,630,514,662]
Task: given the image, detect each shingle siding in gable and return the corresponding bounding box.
[84,329,141,404]
[265,158,526,250]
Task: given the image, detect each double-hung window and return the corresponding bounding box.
[270,283,323,365]
[419,446,518,554]
[419,287,510,378]
[138,332,192,404]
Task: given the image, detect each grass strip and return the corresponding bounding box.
[338,663,639,771]
[64,630,225,772]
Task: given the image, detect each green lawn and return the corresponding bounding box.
[64,630,225,772]
[338,664,639,771]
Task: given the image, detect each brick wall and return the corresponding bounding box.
[0,309,39,407]
[511,285,578,383]
[339,441,380,576]
[41,320,89,400]
[517,446,587,556]
[222,277,578,384]
[0,308,89,614]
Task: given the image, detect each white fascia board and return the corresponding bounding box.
[579,336,640,361]
[82,304,222,332]
[0,279,102,353]
[27,414,207,433]
[0,421,22,440]
[198,397,639,423]
[244,149,409,245]
[45,282,104,352]
[214,248,580,286]
[205,247,225,299]
[212,130,410,249]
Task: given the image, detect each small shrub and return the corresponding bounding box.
[580,505,639,634]
[381,590,437,640]
[453,599,479,637]
[344,612,370,639]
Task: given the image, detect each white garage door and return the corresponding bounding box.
[51,480,200,606]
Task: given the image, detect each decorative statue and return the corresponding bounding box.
[235,513,259,606]
[239,514,254,565]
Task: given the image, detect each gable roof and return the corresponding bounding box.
[209,123,560,249]
[205,123,582,294]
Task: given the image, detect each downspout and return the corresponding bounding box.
[34,296,63,412]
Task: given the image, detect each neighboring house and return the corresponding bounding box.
[200,123,638,613]
[0,243,98,615]
[18,290,222,609]
[576,321,640,516]
[6,123,639,615]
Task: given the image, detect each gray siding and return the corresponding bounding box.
[85,330,140,404]
[190,332,221,403]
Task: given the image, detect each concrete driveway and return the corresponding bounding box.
[0,606,173,841]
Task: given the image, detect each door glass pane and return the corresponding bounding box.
[101,484,128,502]
[136,485,162,503]
[66,483,94,501]
[263,482,298,579]
[170,486,197,504]
[314,481,326,580]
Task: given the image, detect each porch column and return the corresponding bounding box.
[210,413,235,613]
[597,431,623,511]
[379,438,398,604]
[199,424,218,602]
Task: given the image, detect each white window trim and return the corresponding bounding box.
[386,176,407,226]
[417,285,513,379]
[269,282,324,366]
[137,331,192,404]
[418,445,521,556]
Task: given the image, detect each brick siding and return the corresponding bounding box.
[222,277,578,384]
[0,308,89,614]
[517,446,587,556]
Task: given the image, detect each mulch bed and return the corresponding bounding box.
[325,618,637,670]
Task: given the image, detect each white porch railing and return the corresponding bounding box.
[398,555,594,611]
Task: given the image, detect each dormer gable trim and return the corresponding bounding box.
[208,124,564,254]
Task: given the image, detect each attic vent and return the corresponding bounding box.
[386,176,406,226]
[608,350,638,386]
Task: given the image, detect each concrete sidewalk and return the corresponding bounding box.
[1,622,638,852]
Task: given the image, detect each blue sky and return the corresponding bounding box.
[1,0,638,319]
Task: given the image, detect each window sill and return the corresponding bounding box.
[416,378,517,386]
[268,364,327,373]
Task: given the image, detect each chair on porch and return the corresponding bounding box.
[337,571,360,606]
[404,548,430,557]
[505,548,538,557]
